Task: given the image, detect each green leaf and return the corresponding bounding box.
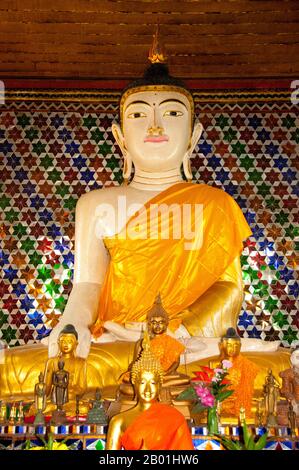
[216,435,242,451]
[242,421,251,447]
[217,390,234,402]
[216,383,227,392]
[254,432,268,450]
[246,435,255,450]
[192,403,206,414]
[176,387,198,400]
[39,436,47,447]
[47,433,54,450]
[24,439,31,450]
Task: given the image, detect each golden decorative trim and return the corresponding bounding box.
[2,89,291,106]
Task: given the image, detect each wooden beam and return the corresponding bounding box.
[1,61,297,78]
[2,21,299,36]
[0,10,299,26]
[1,48,299,65]
[1,41,298,56]
[1,0,299,14]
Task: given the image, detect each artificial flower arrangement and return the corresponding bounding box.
[178,360,234,432]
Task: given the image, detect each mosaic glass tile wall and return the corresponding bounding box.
[0,90,298,348]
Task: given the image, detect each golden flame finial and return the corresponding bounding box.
[148,25,168,64]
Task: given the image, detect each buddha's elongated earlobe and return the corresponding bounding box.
[112,122,133,184]
[183,152,192,182]
[122,153,132,185]
[183,120,203,182]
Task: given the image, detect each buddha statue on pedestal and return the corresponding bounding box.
[210,328,259,419]
[119,294,190,406]
[263,369,280,426]
[106,332,193,450]
[33,372,46,425]
[44,324,87,416]
[86,388,107,425]
[0,31,290,402]
[28,324,87,417]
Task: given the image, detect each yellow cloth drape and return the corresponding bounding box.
[91,182,251,337]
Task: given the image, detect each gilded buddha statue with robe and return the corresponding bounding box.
[119,293,190,404]
[106,332,194,450]
[0,31,290,402]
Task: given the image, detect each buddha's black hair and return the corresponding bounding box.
[122,63,190,93]
[221,327,241,341]
[59,323,78,340]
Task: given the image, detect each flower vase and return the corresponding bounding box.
[207,405,219,434]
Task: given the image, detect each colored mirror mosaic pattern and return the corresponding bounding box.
[0,89,298,348]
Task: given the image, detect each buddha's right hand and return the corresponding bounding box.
[44,322,92,358]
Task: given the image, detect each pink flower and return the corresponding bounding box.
[214,368,223,375]
[195,385,215,407]
[202,393,215,407]
[222,360,233,370]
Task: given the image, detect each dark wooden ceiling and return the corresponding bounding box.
[1,0,299,80]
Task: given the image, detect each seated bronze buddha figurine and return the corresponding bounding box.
[0,33,290,405]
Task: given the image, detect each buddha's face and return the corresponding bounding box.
[221,338,241,359]
[291,349,299,368]
[148,315,168,335]
[135,370,160,403]
[58,333,77,355]
[120,90,192,172]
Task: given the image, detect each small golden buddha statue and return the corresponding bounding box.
[263,369,280,427]
[119,294,190,403]
[0,401,7,424]
[33,371,47,425]
[239,406,246,426]
[29,324,88,417]
[17,401,24,424]
[9,402,17,424]
[106,332,194,450]
[210,328,259,419]
[45,324,86,400]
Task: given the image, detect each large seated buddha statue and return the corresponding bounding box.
[0,34,290,404]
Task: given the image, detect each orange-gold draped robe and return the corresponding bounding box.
[222,355,259,418]
[121,403,194,450]
[92,182,251,336]
[150,333,185,372]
